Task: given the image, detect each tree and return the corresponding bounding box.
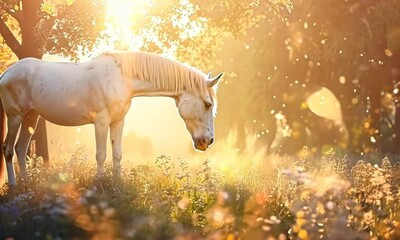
[285,0,400,154]
[0,0,107,182]
[134,0,400,156]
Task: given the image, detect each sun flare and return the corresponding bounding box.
[105,0,151,50]
[105,0,205,54]
[106,0,143,25]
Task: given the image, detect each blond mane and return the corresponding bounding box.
[101,51,215,101]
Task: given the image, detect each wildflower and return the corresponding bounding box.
[84,189,95,198]
[216,191,229,205]
[255,192,268,204]
[363,211,374,226]
[325,201,335,210]
[10,205,20,219]
[298,229,309,240]
[226,233,236,240]
[177,197,190,209]
[103,208,115,218]
[262,225,271,231]
[278,233,287,240]
[77,196,88,205]
[99,201,108,209]
[89,205,99,215]
[296,210,305,219]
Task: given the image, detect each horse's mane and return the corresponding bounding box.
[101,51,215,101]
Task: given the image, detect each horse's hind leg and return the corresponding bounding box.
[110,118,125,176]
[15,111,40,179]
[3,115,23,186]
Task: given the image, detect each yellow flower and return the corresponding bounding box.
[296,218,306,227]
[298,229,309,240]
[292,225,300,233]
[226,233,235,240]
[296,210,305,218]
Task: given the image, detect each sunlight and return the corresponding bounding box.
[105,0,150,50]
[105,0,205,54]
[306,87,342,122]
[2,0,400,237]
[106,0,146,25]
[107,0,135,21]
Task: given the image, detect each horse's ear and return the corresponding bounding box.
[208,72,223,88]
[207,72,212,79]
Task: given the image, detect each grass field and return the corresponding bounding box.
[1,141,400,240]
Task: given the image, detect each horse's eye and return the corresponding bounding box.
[204,101,212,110]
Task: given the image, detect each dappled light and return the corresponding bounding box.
[1,0,400,239]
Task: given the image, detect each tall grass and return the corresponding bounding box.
[1,136,400,239]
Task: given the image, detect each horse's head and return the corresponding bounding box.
[175,73,223,151]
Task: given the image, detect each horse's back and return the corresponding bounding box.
[0,58,42,115]
[0,56,132,126]
[0,57,40,83]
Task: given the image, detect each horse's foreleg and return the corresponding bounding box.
[4,115,22,186]
[15,111,40,180]
[94,114,110,177]
[110,118,125,176]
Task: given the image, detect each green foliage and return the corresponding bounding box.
[41,0,107,60]
[130,155,221,229]
[0,43,13,71]
[135,0,292,70]
[0,0,107,60]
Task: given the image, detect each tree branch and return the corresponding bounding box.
[0,1,22,23]
[0,18,21,54]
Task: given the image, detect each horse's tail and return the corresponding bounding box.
[0,69,8,186]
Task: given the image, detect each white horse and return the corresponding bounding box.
[0,51,222,186]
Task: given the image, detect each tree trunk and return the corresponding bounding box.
[16,50,50,165]
[17,1,49,165]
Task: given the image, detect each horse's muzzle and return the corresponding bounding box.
[194,137,214,151]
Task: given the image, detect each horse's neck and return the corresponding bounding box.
[131,79,180,97]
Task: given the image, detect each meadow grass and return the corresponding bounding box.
[1,142,400,239]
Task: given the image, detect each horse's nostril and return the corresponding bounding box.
[200,138,207,146]
[210,137,214,145]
